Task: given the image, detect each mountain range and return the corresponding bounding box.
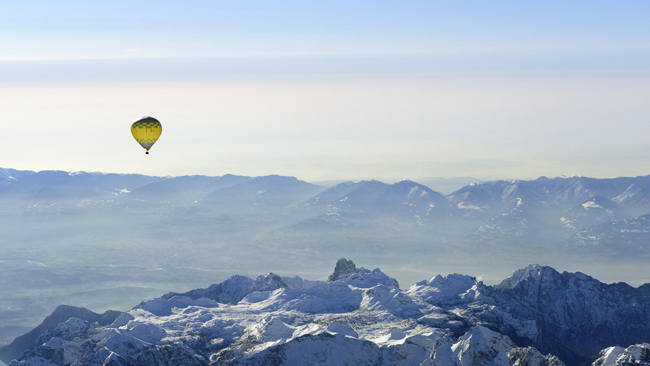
[1,167,650,357]
[4,168,650,240]
[1,259,649,366]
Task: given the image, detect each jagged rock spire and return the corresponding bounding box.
[328,258,357,282]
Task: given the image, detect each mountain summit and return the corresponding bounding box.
[327,258,357,281]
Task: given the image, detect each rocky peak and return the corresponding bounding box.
[328,258,358,282]
[430,326,516,366]
[593,344,650,366]
[251,273,289,292]
[508,346,566,366]
[408,273,486,307]
[496,264,548,289]
[160,273,290,306]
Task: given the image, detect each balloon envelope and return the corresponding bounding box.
[131,117,162,153]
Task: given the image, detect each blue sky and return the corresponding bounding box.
[1,1,649,182]
[2,1,648,62]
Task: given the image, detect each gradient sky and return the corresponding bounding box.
[1,1,649,182]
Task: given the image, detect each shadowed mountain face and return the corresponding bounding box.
[0,305,121,363]
[489,265,650,365]
[1,168,650,349]
[3,261,649,366]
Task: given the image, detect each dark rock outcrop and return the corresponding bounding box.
[328,258,358,282]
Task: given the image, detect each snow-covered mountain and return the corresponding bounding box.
[442,176,650,259]
[448,175,650,222]
[292,179,447,228]
[567,215,650,254]
[5,260,649,366]
[0,168,36,185]
[0,306,120,363]
[592,343,650,366]
[559,196,630,232]
[488,264,650,365]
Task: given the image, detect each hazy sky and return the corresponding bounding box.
[1,1,648,182]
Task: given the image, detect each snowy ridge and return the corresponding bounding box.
[8,260,650,366]
[407,273,487,307]
[495,264,544,289]
[0,168,35,186]
[593,344,650,366]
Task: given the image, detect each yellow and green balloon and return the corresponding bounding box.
[131,116,162,154]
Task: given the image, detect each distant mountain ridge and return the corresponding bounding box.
[4,167,650,214]
[4,260,649,366]
[3,167,650,262]
[4,168,650,255]
[4,168,650,216]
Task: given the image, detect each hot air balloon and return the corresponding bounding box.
[131,116,162,154]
